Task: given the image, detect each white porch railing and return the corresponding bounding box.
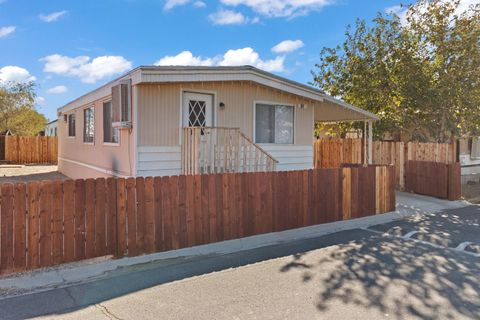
[181,127,278,175]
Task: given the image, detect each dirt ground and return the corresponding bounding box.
[0,165,69,183]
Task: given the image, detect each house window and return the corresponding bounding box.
[83,107,94,143]
[255,103,294,144]
[103,101,119,143]
[68,114,76,137]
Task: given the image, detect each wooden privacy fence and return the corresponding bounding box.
[314,138,363,168]
[314,139,456,189]
[0,166,395,275]
[2,136,58,164]
[405,161,461,200]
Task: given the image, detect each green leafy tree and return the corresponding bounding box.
[0,81,47,135]
[312,0,480,142]
[9,107,48,136]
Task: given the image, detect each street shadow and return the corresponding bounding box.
[280,207,480,319]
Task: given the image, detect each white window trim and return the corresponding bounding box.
[83,106,95,145]
[253,100,296,145]
[103,142,120,147]
[102,100,120,146]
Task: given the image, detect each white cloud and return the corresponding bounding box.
[46,85,67,94]
[42,54,132,84]
[39,10,67,22]
[0,26,15,38]
[272,39,304,53]
[155,51,214,66]
[155,47,285,72]
[220,0,334,18]
[219,47,285,71]
[35,96,46,106]
[193,1,206,7]
[209,9,247,25]
[164,0,190,10]
[0,66,36,83]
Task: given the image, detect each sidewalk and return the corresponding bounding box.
[0,192,470,299]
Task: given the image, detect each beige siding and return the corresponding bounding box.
[58,95,134,179]
[137,81,317,146]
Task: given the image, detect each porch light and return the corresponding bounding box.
[219,102,225,109]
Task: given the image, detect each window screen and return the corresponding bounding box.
[68,114,75,137]
[255,103,294,144]
[83,107,94,143]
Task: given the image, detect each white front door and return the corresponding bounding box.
[182,92,213,128]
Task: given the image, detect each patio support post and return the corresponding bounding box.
[368,120,373,164]
[363,120,367,165]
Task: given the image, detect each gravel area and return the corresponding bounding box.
[0,165,69,183]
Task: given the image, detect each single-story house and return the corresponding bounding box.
[57,66,378,179]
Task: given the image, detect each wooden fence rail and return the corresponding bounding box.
[314,139,456,190]
[0,166,395,275]
[405,161,461,200]
[3,136,58,164]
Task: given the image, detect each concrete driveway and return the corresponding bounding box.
[0,203,479,320]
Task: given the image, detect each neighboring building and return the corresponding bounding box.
[45,119,58,136]
[459,137,480,182]
[57,66,378,179]
[0,129,13,136]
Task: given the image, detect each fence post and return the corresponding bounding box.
[342,167,351,220]
[447,163,461,201]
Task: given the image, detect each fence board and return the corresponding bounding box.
[153,177,164,252]
[27,182,40,269]
[74,180,86,261]
[170,176,180,250]
[95,178,106,257]
[38,182,52,267]
[51,181,63,265]
[185,175,195,247]
[447,163,461,201]
[126,178,137,256]
[13,183,26,271]
[105,178,117,255]
[177,175,188,249]
[1,184,14,274]
[62,180,75,263]
[85,179,96,259]
[161,176,173,251]
[144,177,155,254]
[135,177,146,254]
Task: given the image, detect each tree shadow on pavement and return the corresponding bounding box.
[280,223,480,319]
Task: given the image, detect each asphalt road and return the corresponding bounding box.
[1,205,479,320]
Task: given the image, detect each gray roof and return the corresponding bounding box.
[58,65,379,121]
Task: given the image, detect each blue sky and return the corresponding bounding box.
[0,0,408,121]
